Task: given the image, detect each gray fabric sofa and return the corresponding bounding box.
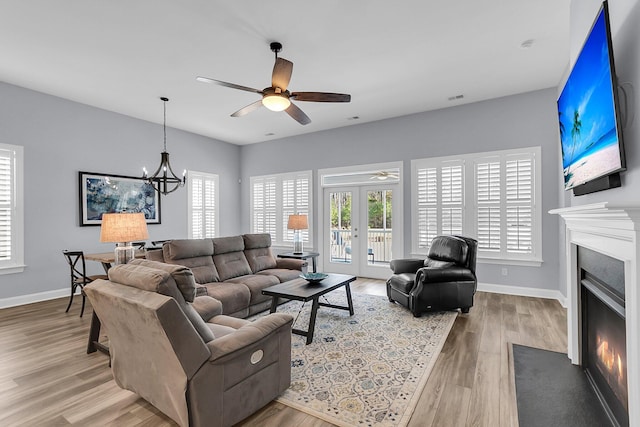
[84,259,293,427]
[146,233,306,318]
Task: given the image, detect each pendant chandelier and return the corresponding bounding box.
[143,97,185,195]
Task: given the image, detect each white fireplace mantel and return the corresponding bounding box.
[550,202,640,425]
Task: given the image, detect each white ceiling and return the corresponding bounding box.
[0,0,570,145]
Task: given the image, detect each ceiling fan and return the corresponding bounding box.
[370,171,400,180]
[196,42,351,125]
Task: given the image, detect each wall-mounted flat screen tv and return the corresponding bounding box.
[557,1,625,192]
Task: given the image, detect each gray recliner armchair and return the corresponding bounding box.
[84,259,293,427]
[386,235,478,316]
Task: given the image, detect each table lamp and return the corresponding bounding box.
[287,214,308,254]
[100,212,149,265]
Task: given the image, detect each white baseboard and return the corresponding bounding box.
[478,282,568,308]
[0,288,69,309]
[1,282,569,310]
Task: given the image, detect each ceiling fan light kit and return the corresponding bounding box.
[197,41,351,125]
[262,88,291,111]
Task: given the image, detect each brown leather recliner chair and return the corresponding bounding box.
[386,235,478,316]
[84,259,293,427]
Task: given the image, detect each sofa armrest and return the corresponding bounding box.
[206,313,293,362]
[275,258,307,271]
[416,266,476,284]
[390,258,424,274]
[192,296,223,321]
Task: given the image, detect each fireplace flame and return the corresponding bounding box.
[596,335,624,382]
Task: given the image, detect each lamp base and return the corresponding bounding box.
[293,230,303,254]
[114,243,135,265]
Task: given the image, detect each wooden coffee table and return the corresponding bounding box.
[262,273,356,344]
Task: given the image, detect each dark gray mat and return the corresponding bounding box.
[513,344,612,427]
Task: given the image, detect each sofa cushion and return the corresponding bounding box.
[162,239,220,284]
[257,268,302,283]
[200,282,251,316]
[213,235,245,254]
[243,233,271,249]
[130,259,198,302]
[225,274,279,305]
[164,238,214,260]
[245,247,278,273]
[108,263,215,343]
[388,272,416,294]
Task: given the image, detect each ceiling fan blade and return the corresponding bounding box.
[290,92,351,103]
[231,100,263,117]
[285,102,311,125]
[272,58,293,90]
[196,76,263,94]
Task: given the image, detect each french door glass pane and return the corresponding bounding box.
[367,190,392,265]
[329,191,352,264]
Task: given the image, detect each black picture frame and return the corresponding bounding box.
[79,171,161,226]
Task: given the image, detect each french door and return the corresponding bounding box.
[323,185,397,279]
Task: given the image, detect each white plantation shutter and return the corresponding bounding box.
[476,159,501,252]
[282,178,295,242]
[414,161,464,251]
[0,144,24,273]
[251,171,312,247]
[188,171,218,239]
[0,151,12,262]
[440,164,463,235]
[506,156,533,254]
[252,177,277,236]
[413,147,540,264]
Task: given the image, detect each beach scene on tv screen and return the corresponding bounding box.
[557,7,622,190]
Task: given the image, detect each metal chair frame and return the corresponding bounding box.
[62,250,107,317]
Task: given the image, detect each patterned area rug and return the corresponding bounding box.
[252,292,457,427]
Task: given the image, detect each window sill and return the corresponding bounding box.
[478,257,543,267]
[0,264,26,275]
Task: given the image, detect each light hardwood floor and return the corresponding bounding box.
[0,279,567,426]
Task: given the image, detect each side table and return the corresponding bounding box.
[277,251,320,273]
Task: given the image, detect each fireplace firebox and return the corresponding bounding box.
[580,247,628,427]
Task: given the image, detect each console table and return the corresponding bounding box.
[277,251,320,273]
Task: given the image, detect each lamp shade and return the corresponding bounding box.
[287,214,308,230]
[100,213,149,243]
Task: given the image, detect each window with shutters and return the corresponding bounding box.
[0,143,25,275]
[187,171,219,239]
[250,171,312,248]
[412,147,541,266]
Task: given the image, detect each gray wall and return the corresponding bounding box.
[240,88,562,291]
[0,81,241,300]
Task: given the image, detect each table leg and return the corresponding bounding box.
[311,257,317,273]
[345,283,354,316]
[269,296,280,313]
[306,297,320,345]
[87,312,101,354]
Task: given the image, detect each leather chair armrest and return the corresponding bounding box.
[275,258,307,271]
[390,258,425,274]
[416,266,476,284]
[206,313,293,362]
[191,296,223,322]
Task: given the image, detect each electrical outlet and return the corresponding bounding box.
[501,267,508,276]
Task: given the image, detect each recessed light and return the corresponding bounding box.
[265,132,275,136]
[347,116,360,121]
[448,95,464,101]
[520,39,535,49]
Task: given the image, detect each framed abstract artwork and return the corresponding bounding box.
[79,171,161,226]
